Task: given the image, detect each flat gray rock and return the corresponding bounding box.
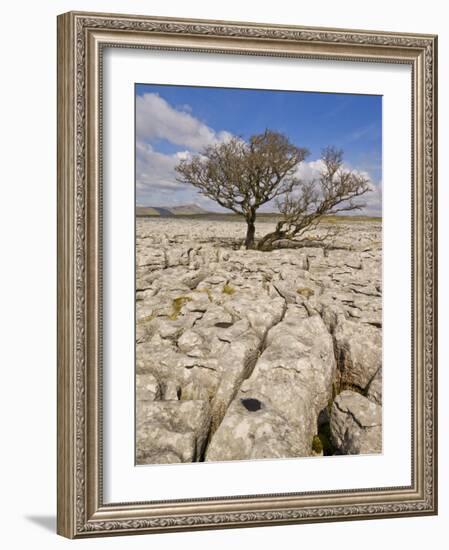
[330,390,382,455]
[136,373,161,402]
[367,368,383,405]
[137,400,211,464]
[333,318,382,390]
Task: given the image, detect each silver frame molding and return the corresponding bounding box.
[57,11,438,538]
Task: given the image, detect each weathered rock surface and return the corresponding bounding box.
[136,400,211,464]
[366,367,383,405]
[206,306,336,461]
[135,217,383,463]
[330,390,382,454]
[136,373,161,403]
[205,397,310,460]
[333,318,382,391]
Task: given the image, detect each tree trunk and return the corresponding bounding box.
[245,219,256,249]
[256,234,273,251]
[257,231,282,251]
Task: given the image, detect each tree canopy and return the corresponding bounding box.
[175,130,371,250]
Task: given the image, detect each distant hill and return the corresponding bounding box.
[136,204,210,217]
[136,204,382,222]
[170,204,209,215]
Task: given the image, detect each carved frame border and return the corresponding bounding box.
[57,11,437,538]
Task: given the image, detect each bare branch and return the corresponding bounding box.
[257,146,372,251]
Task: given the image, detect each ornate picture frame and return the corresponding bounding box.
[57,11,437,538]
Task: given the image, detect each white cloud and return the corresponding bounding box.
[136,93,232,151]
[295,158,373,186]
[295,159,326,181]
[136,141,190,192]
[135,93,235,205]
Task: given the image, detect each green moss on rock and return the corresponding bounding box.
[169,296,191,320]
[222,283,235,295]
[297,287,314,298]
[312,435,323,454]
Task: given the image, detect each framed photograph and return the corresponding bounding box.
[57,11,438,538]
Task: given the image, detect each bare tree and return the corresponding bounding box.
[175,130,309,248]
[256,147,372,251]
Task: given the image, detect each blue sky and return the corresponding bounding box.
[135,84,382,215]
